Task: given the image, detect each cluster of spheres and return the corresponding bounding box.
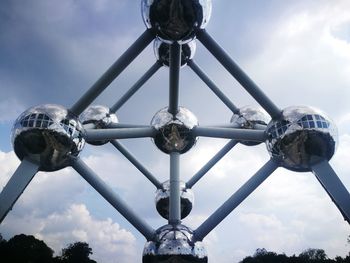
[9,0,340,262]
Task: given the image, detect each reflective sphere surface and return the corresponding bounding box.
[80,105,119,145]
[143,224,207,263]
[230,105,270,146]
[154,38,196,67]
[142,0,212,43]
[155,180,194,219]
[266,106,338,172]
[12,104,85,171]
[151,107,198,154]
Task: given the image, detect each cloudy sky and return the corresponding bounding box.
[1,0,350,262]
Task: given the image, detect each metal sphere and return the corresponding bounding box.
[151,107,198,154]
[155,180,194,220]
[230,105,270,146]
[11,104,85,172]
[266,106,338,172]
[80,105,119,145]
[141,0,212,43]
[143,224,208,263]
[154,38,196,67]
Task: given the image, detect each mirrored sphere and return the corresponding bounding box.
[80,105,119,145]
[155,180,194,219]
[266,106,338,172]
[230,105,270,146]
[143,224,208,263]
[11,104,85,172]
[151,107,198,154]
[141,0,212,43]
[154,38,196,67]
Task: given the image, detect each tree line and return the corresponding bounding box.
[1,233,349,262]
[240,248,350,263]
[0,233,96,263]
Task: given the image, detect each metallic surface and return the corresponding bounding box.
[155,180,194,220]
[168,42,181,116]
[143,224,207,262]
[12,104,85,171]
[197,30,282,119]
[71,157,156,241]
[230,105,270,146]
[80,105,118,145]
[142,0,212,43]
[151,107,198,154]
[266,106,338,172]
[186,140,238,189]
[110,140,163,189]
[110,61,162,112]
[154,38,196,67]
[0,158,38,223]
[312,160,350,223]
[85,127,157,141]
[194,159,278,241]
[70,29,155,115]
[193,126,266,142]
[188,60,239,114]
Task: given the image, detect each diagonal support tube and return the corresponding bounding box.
[85,127,156,142]
[110,61,163,113]
[71,157,156,241]
[0,158,39,223]
[169,152,181,225]
[312,160,350,224]
[193,126,266,142]
[70,29,155,115]
[194,159,278,241]
[168,42,181,115]
[197,30,281,119]
[188,60,239,114]
[110,140,163,189]
[186,140,238,189]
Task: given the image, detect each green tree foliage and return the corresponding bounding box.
[1,234,54,263]
[299,248,328,261]
[0,233,97,263]
[60,242,97,263]
[239,248,350,263]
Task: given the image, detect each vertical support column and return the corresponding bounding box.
[168,42,181,115]
[169,152,181,225]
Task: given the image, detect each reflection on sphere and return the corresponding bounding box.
[154,38,196,67]
[155,180,194,219]
[143,224,207,263]
[230,105,270,146]
[142,0,212,43]
[80,105,118,145]
[266,106,338,172]
[12,104,85,171]
[151,107,198,154]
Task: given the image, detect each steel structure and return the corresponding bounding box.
[1,1,349,262]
